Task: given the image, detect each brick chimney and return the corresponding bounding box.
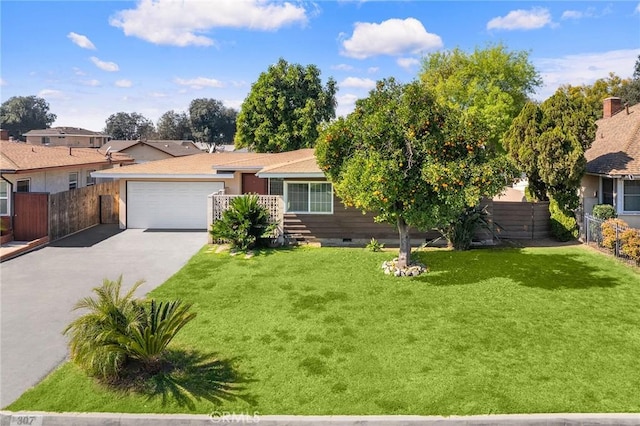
[603,97,623,118]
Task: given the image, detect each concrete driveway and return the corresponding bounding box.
[0,225,208,408]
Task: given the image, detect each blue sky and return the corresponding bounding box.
[1,1,639,132]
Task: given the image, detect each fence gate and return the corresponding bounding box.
[13,192,49,241]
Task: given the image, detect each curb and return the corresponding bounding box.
[2,412,640,426]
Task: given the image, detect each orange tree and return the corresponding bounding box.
[316,79,515,268]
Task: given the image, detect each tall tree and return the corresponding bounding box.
[156,110,192,140]
[316,79,515,268]
[104,112,155,140]
[235,58,337,153]
[420,44,541,151]
[504,88,596,240]
[189,98,236,147]
[0,95,57,139]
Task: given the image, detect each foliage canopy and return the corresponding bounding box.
[0,95,57,139]
[316,79,516,266]
[235,58,337,152]
[104,112,155,140]
[420,44,541,151]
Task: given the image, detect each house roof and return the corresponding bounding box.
[585,102,640,176]
[92,148,323,179]
[23,127,108,137]
[104,140,201,157]
[0,140,133,173]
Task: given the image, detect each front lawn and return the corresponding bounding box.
[7,245,640,415]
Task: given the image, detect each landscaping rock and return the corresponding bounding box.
[382,258,428,277]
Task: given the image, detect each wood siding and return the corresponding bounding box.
[491,201,551,239]
[13,193,49,241]
[49,181,119,241]
[284,195,439,244]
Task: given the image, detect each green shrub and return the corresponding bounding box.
[601,218,628,250]
[549,198,578,242]
[64,277,196,380]
[620,228,640,265]
[440,206,491,251]
[210,194,278,251]
[366,238,384,252]
[592,204,616,220]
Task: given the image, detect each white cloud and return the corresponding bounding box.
[110,0,308,47]
[81,79,101,87]
[332,63,355,71]
[367,67,379,74]
[67,32,96,50]
[115,79,132,88]
[0,78,6,86]
[37,89,66,100]
[340,77,376,90]
[397,57,420,69]
[487,8,552,31]
[223,99,243,110]
[336,93,360,117]
[341,18,442,59]
[561,10,583,20]
[534,48,640,100]
[635,2,640,14]
[90,56,119,72]
[73,67,86,76]
[174,77,224,89]
[149,92,168,98]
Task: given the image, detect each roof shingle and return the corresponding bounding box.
[585,102,640,176]
[1,140,133,171]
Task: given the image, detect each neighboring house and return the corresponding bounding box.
[104,140,201,163]
[23,127,110,147]
[582,97,640,228]
[0,140,133,219]
[92,149,435,244]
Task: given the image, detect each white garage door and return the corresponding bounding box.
[127,181,224,229]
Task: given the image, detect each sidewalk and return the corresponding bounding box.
[0,236,49,262]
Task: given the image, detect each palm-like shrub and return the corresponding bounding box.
[117,300,196,372]
[440,206,492,251]
[64,277,144,379]
[64,277,197,380]
[210,194,277,251]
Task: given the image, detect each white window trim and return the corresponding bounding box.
[69,172,79,190]
[620,178,640,215]
[16,178,30,193]
[86,170,96,186]
[0,181,9,216]
[284,181,333,215]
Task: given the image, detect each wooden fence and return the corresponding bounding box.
[490,201,551,240]
[48,181,119,241]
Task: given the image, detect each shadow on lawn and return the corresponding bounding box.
[411,248,627,290]
[114,349,256,410]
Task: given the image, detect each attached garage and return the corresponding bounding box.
[127,181,224,229]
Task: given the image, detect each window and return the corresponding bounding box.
[16,179,30,193]
[86,170,96,186]
[41,136,50,145]
[269,178,284,196]
[623,180,640,212]
[285,182,332,214]
[0,181,8,215]
[69,172,78,190]
[602,177,614,206]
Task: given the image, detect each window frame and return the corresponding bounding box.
[16,179,30,193]
[283,181,333,214]
[0,181,8,216]
[69,172,79,190]
[86,170,96,186]
[622,179,640,214]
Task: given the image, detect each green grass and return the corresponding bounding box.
[7,245,640,415]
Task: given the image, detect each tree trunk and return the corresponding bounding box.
[397,217,411,268]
